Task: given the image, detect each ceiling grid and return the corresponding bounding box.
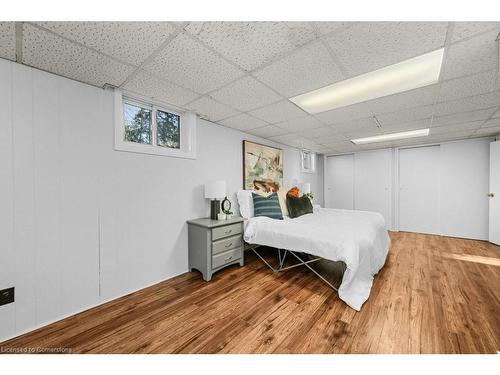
[0,21,499,153]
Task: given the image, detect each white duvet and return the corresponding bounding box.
[244,207,390,311]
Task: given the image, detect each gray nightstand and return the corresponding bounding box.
[187,217,245,281]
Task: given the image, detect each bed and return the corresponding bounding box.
[243,206,390,311]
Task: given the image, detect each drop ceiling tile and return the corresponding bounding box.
[22,23,133,87]
[123,70,200,107]
[326,22,447,77]
[427,130,477,142]
[296,126,339,140]
[315,102,375,125]
[185,22,313,71]
[209,76,281,112]
[451,22,500,43]
[432,108,496,127]
[437,70,499,102]
[318,137,352,147]
[475,125,500,136]
[442,30,499,80]
[328,144,360,153]
[284,22,318,47]
[482,117,500,128]
[310,145,334,154]
[310,22,353,35]
[382,118,432,132]
[331,117,377,132]
[342,127,383,139]
[185,96,239,122]
[368,85,439,115]
[376,105,434,126]
[35,22,177,66]
[253,41,344,97]
[246,125,289,138]
[218,113,267,131]
[435,91,500,116]
[299,139,321,151]
[430,121,484,135]
[145,32,244,94]
[248,100,306,124]
[268,133,309,148]
[275,115,324,133]
[0,22,16,61]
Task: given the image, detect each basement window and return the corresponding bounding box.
[301,150,316,173]
[114,90,196,159]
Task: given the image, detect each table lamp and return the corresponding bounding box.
[205,180,226,220]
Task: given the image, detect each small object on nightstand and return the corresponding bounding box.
[204,181,226,220]
[221,196,233,219]
[187,217,245,281]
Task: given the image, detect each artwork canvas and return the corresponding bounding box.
[243,140,283,192]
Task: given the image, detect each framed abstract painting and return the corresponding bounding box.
[243,140,283,192]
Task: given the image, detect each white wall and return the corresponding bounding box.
[325,139,491,239]
[0,59,324,341]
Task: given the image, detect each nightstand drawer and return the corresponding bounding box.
[212,223,242,241]
[212,248,241,269]
[212,235,242,255]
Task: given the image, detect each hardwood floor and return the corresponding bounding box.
[1,232,499,353]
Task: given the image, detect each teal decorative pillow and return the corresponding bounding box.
[286,194,313,218]
[252,192,283,220]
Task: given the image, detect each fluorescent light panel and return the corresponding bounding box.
[351,128,430,145]
[290,48,444,114]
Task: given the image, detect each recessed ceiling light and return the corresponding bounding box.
[351,128,430,145]
[289,48,444,114]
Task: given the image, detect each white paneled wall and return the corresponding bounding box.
[0,58,15,339]
[325,139,491,238]
[0,59,324,341]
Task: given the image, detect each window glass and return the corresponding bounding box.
[302,151,311,169]
[123,103,152,144]
[157,109,180,149]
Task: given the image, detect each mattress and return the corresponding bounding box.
[244,207,390,311]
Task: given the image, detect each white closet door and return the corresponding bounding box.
[326,154,354,209]
[399,146,440,234]
[354,149,392,229]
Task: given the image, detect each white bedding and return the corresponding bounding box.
[244,207,390,311]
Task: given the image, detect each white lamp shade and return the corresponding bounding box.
[301,183,311,195]
[204,180,226,199]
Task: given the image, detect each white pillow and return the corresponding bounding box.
[237,190,254,219]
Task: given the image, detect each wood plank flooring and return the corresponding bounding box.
[1,232,499,353]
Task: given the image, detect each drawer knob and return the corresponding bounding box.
[224,229,232,234]
[224,256,233,262]
[225,243,233,248]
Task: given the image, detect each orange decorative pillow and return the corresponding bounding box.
[287,186,300,198]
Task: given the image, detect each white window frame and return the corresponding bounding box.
[301,149,316,173]
[114,90,197,159]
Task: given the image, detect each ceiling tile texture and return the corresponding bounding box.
[1,21,499,153]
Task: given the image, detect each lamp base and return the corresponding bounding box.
[210,199,220,220]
